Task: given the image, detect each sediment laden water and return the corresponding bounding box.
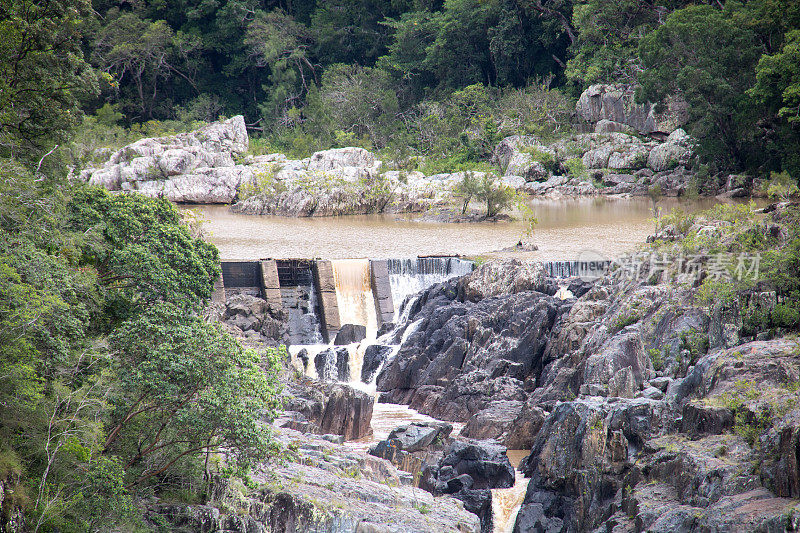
[188,197,733,261]
[332,258,379,340]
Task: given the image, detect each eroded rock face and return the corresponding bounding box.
[281,381,373,440]
[576,84,688,135]
[212,289,287,346]
[421,439,515,532]
[376,276,565,421]
[369,421,453,475]
[372,256,800,532]
[81,116,251,203]
[148,430,481,533]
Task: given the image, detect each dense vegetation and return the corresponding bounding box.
[38,0,791,180]
[0,3,283,527]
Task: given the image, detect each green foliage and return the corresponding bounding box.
[563,158,586,179]
[304,64,399,147]
[648,347,664,371]
[750,29,800,125]
[638,5,761,169]
[239,165,287,201]
[765,171,799,200]
[477,174,516,218]
[568,0,666,86]
[107,303,282,484]
[67,188,220,317]
[611,311,640,333]
[455,171,481,214]
[0,0,98,164]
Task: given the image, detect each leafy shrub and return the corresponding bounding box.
[563,158,586,179]
[238,165,286,200]
[765,170,799,200]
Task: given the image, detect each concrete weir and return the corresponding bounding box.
[218,256,474,344]
[369,259,394,327]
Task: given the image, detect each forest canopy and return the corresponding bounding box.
[68,0,799,176]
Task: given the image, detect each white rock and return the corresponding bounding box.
[81,116,250,203]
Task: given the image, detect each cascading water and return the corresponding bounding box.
[281,283,324,345]
[332,259,379,340]
[491,450,531,533]
[388,257,474,320]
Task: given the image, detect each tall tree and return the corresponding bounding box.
[638,5,761,168]
[0,0,98,162]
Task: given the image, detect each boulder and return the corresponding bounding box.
[576,84,687,134]
[460,401,524,444]
[314,347,350,381]
[377,274,563,421]
[361,344,393,383]
[647,128,693,172]
[422,439,515,532]
[281,382,373,440]
[388,422,453,453]
[369,421,453,474]
[307,147,379,174]
[594,119,636,134]
[334,323,367,345]
[81,116,250,203]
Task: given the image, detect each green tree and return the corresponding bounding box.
[67,188,220,318]
[105,302,282,484]
[246,10,318,125]
[93,10,201,120]
[0,0,98,163]
[305,63,399,147]
[455,171,481,213]
[476,174,515,217]
[638,5,761,169]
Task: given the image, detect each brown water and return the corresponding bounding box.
[185,197,728,261]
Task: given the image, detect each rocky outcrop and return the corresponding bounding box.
[369,238,800,533]
[334,323,367,345]
[576,84,688,135]
[281,381,373,440]
[369,421,453,475]
[417,439,515,532]
[361,344,392,383]
[494,130,700,197]
[376,276,566,421]
[148,429,481,533]
[210,289,287,346]
[80,116,251,203]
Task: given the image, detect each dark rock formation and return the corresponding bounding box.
[361,344,392,383]
[334,323,367,345]
[376,270,566,421]
[421,439,515,532]
[460,401,524,444]
[216,290,287,346]
[147,431,481,533]
[314,347,350,381]
[369,421,452,475]
[281,381,373,440]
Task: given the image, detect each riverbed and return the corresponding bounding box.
[186,197,731,261]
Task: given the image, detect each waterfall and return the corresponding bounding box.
[281,283,324,345]
[491,470,531,533]
[491,451,532,533]
[332,259,379,340]
[388,257,474,320]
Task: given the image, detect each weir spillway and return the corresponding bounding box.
[217,256,476,344]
